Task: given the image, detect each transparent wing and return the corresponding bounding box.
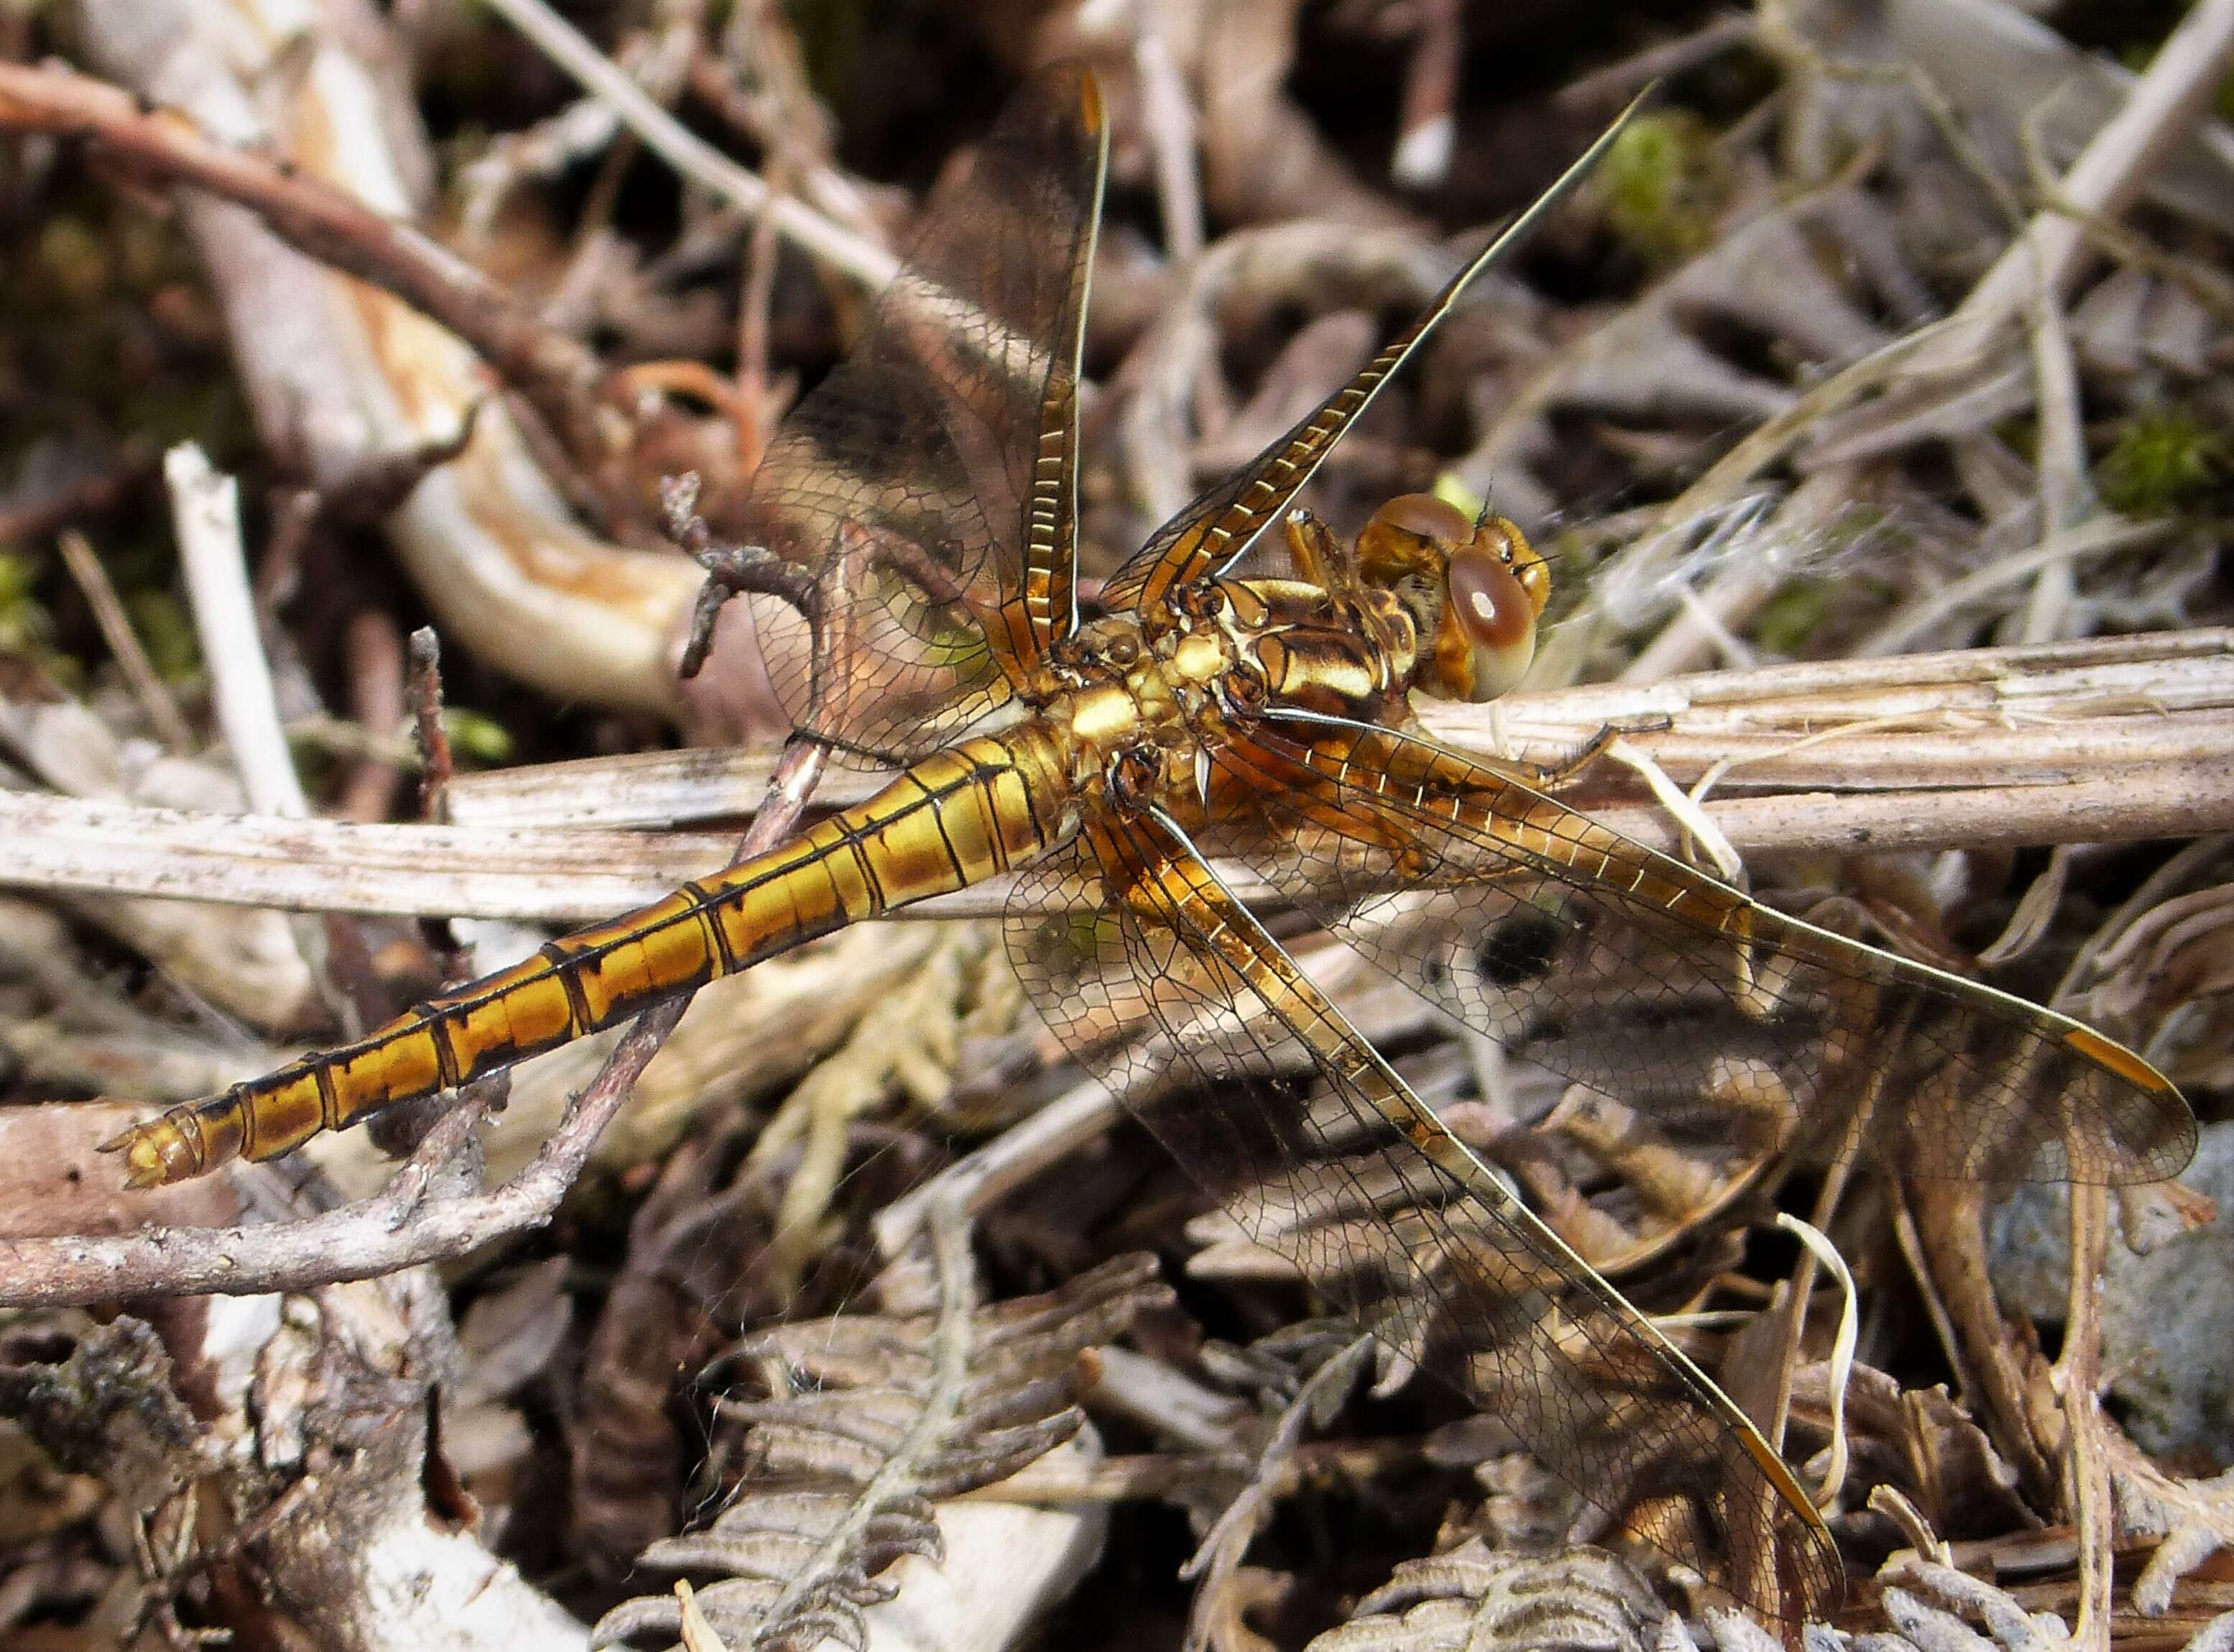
[1003,815,1844,1623]
[1193,717,2194,1186]
[1100,102,1635,618]
[737,65,1107,760]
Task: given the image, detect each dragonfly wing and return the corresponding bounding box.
[737,65,1106,760]
[1003,815,1844,1623]
[1100,104,1636,618]
[1205,719,2195,1187]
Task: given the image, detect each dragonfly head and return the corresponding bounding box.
[1355,494,1548,702]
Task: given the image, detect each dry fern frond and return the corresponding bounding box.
[1303,1541,1667,1652]
[1869,1556,2084,1652]
[2082,863,2234,1096]
[750,924,1015,1299]
[591,1211,1170,1652]
[1183,1334,1379,1652]
[2103,1431,2234,1619]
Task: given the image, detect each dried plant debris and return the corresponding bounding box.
[0,1318,211,1647]
[569,1114,787,1584]
[592,1224,1171,1651]
[0,1296,578,1649]
[1297,1534,2234,1652]
[0,1319,203,1526]
[1787,1362,2034,1546]
[2,1,2234,1651]
[1303,1541,1669,1652]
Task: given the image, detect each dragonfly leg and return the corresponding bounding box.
[1522,716,1678,790]
[1280,509,1348,589]
[1452,720,1645,791]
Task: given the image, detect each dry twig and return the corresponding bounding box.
[0,60,609,454]
[477,0,896,293]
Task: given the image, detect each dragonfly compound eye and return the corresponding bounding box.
[1434,528,1542,702]
[1356,492,1471,586]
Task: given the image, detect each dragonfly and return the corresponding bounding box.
[107,66,2194,1623]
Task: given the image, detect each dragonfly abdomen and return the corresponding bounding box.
[104,733,1072,1188]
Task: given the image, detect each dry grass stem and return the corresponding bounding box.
[477,0,896,292]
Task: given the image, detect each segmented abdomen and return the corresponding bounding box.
[106,734,1069,1187]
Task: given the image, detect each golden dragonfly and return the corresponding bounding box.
[109,67,2194,1620]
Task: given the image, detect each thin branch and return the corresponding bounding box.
[1390,0,1461,188]
[1134,23,1204,259]
[1555,13,1757,111]
[1854,515,2170,656]
[55,528,194,754]
[689,1,876,238]
[2056,1183,2116,1652]
[336,606,408,825]
[732,160,788,471]
[2015,265,2087,644]
[873,1075,1125,1261]
[4,751,2228,924]
[1918,0,2234,370]
[407,628,455,827]
[667,476,818,679]
[1,1042,575,1308]
[0,59,608,451]
[1617,321,1960,683]
[476,0,897,292]
[0,450,147,543]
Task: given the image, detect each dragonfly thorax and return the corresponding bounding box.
[1208,576,1419,727]
[1031,612,1202,799]
[1031,574,1417,814]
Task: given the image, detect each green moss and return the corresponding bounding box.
[120,373,254,469]
[789,0,867,104]
[0,552,48,654]
[121,590,201,684]
[1,182,249,476]
[0,551,34,606]
[1595,111,1728,266]
[2097,405,2228,515]
[1755,578,1829,653]
[428,3,518,106]
[35,217,109,306]
[0,551,76,685]
[441,708,515,766]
